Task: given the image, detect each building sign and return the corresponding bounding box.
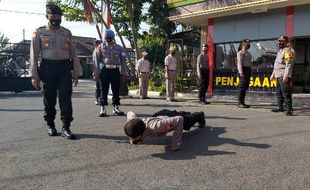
[215,76,276,88]
[167,0,205,8]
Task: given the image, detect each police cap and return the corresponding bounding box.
[46,3,63,15]
[104,29,115,38]
[124,118,146,138]
[278,35,289,42]
[142,51,148,56]
[202,43,208,48]
[93,39,102,45]
[242,39,250,44]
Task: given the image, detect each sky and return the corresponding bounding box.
[0,0,133,46]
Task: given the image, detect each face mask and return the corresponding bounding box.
[50,19,61,27]
[106,37,113,43]
[278,42,286,49]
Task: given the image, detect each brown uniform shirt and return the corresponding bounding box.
[30,25,82,78]
[237,50,252,74]
[197,53,209,76]
[127,111,184,148]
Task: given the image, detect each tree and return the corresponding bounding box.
[0,32,9,50]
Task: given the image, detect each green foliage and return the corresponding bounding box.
[146,0,176,38]
[137,34,167,67]
[0,32,9,50]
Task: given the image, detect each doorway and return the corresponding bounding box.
[293,38,310,93]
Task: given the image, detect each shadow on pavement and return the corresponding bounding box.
[151,127,271,160]
[74,133,128,141]
[206,115,247,120]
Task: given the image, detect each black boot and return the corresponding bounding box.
[61,126,75,140]
[47,121,57,136]
[198,111,206,128]
[238,103,250,108]
[99,106,107,117]
[271,107,284,112]
[113,105,124,116]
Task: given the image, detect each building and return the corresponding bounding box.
[0,36,95,92]
[167,0,310,94]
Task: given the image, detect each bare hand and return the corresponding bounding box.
[239,73,243,78]
[31,77,41,90]
[93,75,99,81]
[171,144,180,151]
[283,76,288,83]
[72,76,79,87]
[270,74,275,81]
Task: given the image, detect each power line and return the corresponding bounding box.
[0,9,44,15]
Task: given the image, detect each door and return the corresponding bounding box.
[293,39,310,93]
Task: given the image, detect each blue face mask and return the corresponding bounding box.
[50,19,61,27]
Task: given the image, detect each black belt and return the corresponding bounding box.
[140,72,149,74]
[42,59,70,64]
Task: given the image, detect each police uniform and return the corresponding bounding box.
[237,40,253,108]
[197,45,210,104]
[136,53,150,99]
[92,40,103,104]
[151,109,205,130]
[165,50,177,101]
[29,3,82,139]
[127,111,184,150]
[271,36,295,115]
[93,29,127,117]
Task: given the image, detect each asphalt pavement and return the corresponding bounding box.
[0,80,310,190]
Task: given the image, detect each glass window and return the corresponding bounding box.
[215,39,278,71]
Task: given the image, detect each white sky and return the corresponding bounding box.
[0,0,133,47]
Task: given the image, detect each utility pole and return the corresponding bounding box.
[23,29,25,42]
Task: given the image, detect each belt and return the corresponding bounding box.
[42,59,70,64]
[168,70,175,71]
[105,65,120,69]
[140,72,149,74]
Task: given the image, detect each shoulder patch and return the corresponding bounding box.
[284,50,294,62]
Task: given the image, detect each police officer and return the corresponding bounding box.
[197,44,210,104]
[93,39,103,105]
[136,51,151,99]
[237,39,252,108]
[270,36,295,116]
[165,47,177,102]
[93,29,127,117]
[30,3,82,139]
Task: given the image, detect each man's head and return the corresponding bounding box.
[93,39,102,48]
[142,51,149,60]
[46,3,62,27]
[169,47,176,56]
[277,35,289,49]
[124,118,146,144]
[202,43,208,53]
[242,39,251,50]
[104,29,115,43]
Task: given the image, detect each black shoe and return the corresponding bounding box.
[198,111,206,128]
[113,106,124,116]
[284,110,293,116]
[271,108,284,112]
[47,126,58,136]
[199,100,210,105]
[61,128,75,139]
[99,106,107,117]
[238,103,250,108]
